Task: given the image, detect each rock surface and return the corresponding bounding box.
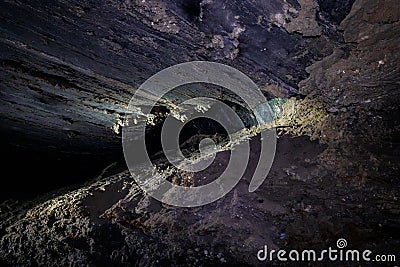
[1,136,399,266]
[0,0,352,154]
[300,0,400,179]
[0,0,354,195]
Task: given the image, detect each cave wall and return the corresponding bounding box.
[0,0,354,155]
[0,0,360,195]
[1,0,398,193]
[300,0,400,179]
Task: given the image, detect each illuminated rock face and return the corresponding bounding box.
[0,0,353,155]
[0,0,357,194]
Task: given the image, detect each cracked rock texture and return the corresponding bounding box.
[0,0,358,196]
[300,0,400,179]
[1,136,399,266]
[0,0,352,155]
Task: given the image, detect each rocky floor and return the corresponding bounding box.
[1,135,399,266]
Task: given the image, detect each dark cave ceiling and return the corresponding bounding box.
[0,0,355,155]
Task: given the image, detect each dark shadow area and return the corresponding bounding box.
[0,138,125,202]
